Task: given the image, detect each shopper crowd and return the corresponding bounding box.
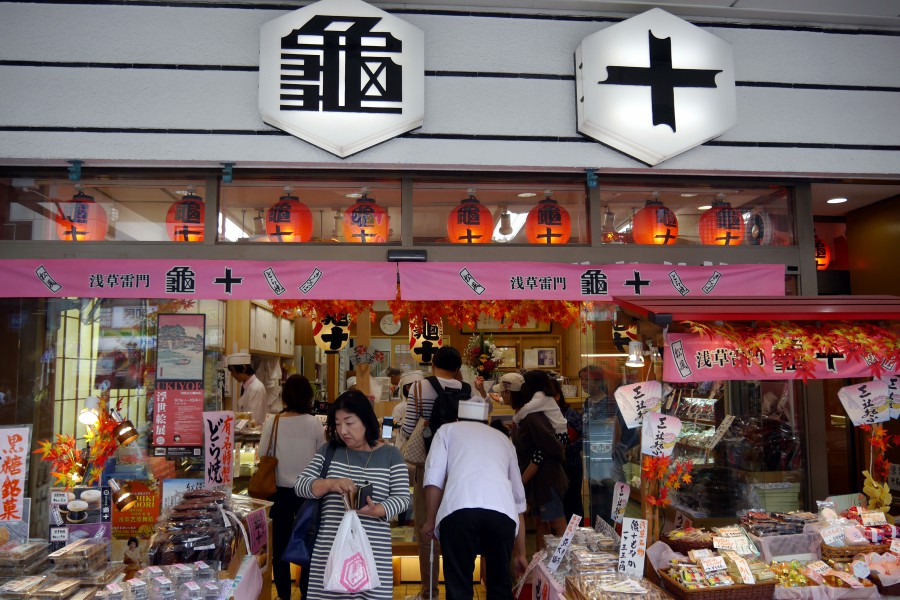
[268,343,608,600]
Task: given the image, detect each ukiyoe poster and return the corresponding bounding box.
[152,314,205,456]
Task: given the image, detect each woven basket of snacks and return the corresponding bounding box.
[820,542,889,563]
[659,568,776,600]
[660,528,714,555]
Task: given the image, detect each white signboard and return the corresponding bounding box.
[575,8,736,166]
[610,482,630,524]
[615,381,662,429]
[882,375,899,419]
[641,412,682,457]
[258,0,425,158]
[0,426,30,522]
[705,415,735,449]
[838,380,890,426]
[203,411,235,490]
[547,515,582,573]
[618,518,648,577]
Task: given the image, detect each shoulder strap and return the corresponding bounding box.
[426,375,444,395]
[266,414,280,457]
[413,381,424,417]
[460,382,472,395]
[319,443,336,478]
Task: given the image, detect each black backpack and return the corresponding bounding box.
[424,376,472,449]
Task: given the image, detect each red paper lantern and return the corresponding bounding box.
[165,193,205,242]
[525,195,571,245]
[447,192,494,244]
[343,192,389,243]
[699,198,744,246]
[56,190,108,242]
[815,236,831,270]
[266,189,313,242]
[632,197,678,245]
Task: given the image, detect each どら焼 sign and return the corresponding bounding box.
[258,0,425,157]
[203,411,235,490]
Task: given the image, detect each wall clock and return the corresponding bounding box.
[379,313,403,336]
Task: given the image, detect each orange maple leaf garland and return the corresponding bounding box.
[642,455,694,508]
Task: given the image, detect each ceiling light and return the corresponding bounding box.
[697,205,712,210]
[826,197,848,204]
[498,207,513,236]
[517,192,537,198]
[680,193,698,197]
[492,211,527,242]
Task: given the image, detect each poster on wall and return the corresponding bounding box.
[152,314,206,457]
[111,480,160,578]
[48,486,111,551]
[0,426,30,524]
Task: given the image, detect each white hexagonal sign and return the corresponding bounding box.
[576,8,736,166]
[259,0,425,158]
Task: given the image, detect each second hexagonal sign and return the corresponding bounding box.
[576,8,736,166]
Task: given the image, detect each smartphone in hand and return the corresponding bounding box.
[356,481,374,510]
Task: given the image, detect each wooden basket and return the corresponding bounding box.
[658,568,776,600]
[660,532,714,555]
[820,542,889,563]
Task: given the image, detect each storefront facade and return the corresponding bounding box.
[1,0,898,558]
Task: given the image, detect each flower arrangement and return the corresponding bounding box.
[642,455,694,541]
[351,344,385,366]
[464,334,504,378]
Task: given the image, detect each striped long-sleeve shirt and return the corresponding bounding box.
[295,442,410,600]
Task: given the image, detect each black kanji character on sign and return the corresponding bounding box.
[280,16,403,114]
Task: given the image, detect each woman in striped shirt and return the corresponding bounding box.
[295,390,411,600]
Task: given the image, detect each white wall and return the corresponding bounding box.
[0,2,898,175]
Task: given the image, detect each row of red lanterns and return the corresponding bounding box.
[55,187,753,248]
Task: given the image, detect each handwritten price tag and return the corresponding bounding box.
[807,560,831,575]
[819,525,845,546]
[713,536,738,550]
[852,560,870,579]
[547,515,582,573]
[734,555,756,584]
[699,556,727,574]
[861,511,888,526]
[891,539,900,554]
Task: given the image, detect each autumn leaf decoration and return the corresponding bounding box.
[684,320,899,381]
[642,455,694,507]
[34,396,126,488]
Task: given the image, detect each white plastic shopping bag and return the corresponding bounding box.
[324,508,381,593]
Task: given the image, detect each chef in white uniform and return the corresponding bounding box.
[226,351,267,426]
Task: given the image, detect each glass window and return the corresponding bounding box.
[0,177,208,242]
[411,177,588,245]
[598,183,794,246]
[218,178,401,244]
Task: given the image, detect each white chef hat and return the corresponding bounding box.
[458,397,490,422]
[346,376,357,388]
[226,350,252,366]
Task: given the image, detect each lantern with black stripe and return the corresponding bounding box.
[632,193,678,245]
[266,186,313,242]
[699,194,744,246]
[56,187,108,242]
[166,190,205,242]
[525,191,571,245]
[313,314,351,354]
[343,189,389,243]
[814,235,831,270]
[447,189,493,244]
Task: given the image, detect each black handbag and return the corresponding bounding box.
[281,444,336,567]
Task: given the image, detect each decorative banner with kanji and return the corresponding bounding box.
[884,375,899,420]
[399,262,784,300]
[614,381,662,429]
[641,413,681,457]
[611,482,630,524]
[0,426,30,521]
[618,517,648,577]
[838,381,891,426]
[203,411,235,490]
[0,259,399,300]
[665,333,899,382]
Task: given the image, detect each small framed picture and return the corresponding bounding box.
[495,346,517,369]
[535,347,557,368]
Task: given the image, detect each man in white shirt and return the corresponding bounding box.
[226,351,267,426]
[421,397,528,600]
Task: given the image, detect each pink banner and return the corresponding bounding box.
[664,333,900,382]
[398,263,784,300]
[0,260,398,300]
